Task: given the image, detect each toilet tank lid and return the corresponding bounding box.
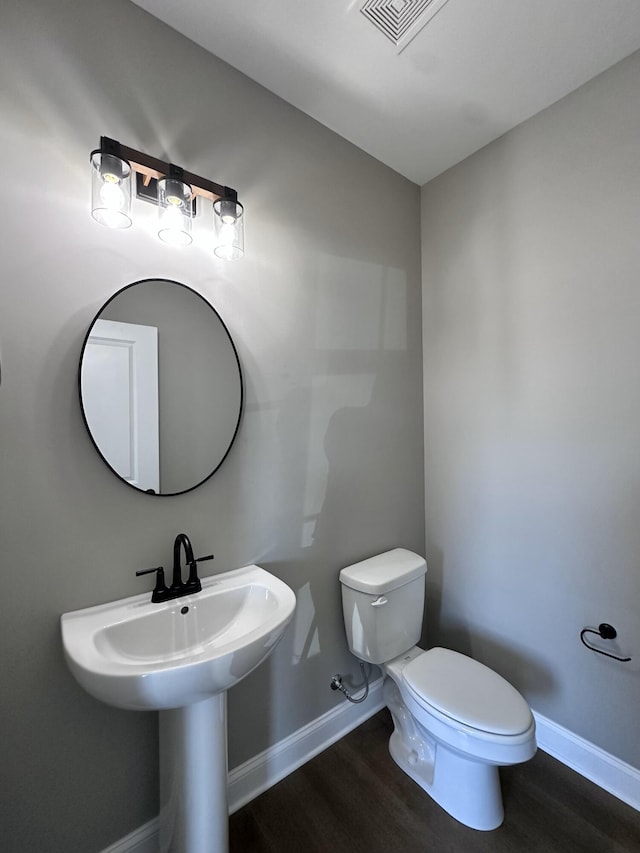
[340,548,426,595]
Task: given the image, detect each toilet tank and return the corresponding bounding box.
[339,548,427,664]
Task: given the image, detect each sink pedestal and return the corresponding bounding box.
[159,693,229,853]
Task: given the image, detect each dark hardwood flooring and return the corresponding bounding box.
[230,709,640,853]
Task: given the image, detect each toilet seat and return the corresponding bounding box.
[389,647,537,766]
[402,647,533,736]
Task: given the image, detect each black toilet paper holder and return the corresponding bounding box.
[579,623,631,662]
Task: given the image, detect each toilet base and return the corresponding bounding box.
[384,678,504,831]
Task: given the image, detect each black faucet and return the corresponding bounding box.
[172,533,199,595]
[136,534,214,602]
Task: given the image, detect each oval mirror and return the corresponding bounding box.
[79,279,243,495]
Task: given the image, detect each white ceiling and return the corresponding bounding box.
[130,0,640,185]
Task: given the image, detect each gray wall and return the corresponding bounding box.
[0,1,423,851]
[422,51,640,768]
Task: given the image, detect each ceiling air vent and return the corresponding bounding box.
[360,0,451,52]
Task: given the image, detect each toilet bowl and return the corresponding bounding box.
[339,549,537,831]
[383,645,536,829]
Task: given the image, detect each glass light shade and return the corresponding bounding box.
[91,152,132,229]
[213,198,244,260]
[157,177,193,246]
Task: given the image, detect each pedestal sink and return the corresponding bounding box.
[61,565,296,853]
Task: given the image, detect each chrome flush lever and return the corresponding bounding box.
[371,596,388,607]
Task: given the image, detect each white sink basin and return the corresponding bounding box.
[61,565,296,710]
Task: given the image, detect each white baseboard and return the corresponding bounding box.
[228,676,385,812]
[101,817,160,853]
[101,689,639,852]
[533,710,640,811]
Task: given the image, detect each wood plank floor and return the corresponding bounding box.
[230,709,640,853]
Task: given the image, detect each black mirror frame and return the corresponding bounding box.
[78,278,244,497]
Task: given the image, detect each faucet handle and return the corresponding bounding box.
[136,565,165,577]
[183,554,214,595]
[136,566,169,602]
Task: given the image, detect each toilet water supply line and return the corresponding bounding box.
[330,662,370,703]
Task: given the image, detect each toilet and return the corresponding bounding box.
[339,548,536,831]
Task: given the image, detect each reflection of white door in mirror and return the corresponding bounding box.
[81,319,160,493]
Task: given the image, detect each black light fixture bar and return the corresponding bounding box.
[98,136,238,203]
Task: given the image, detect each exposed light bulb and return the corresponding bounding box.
[219,222,236,245]
[158,202,192,246]
[90,151,132,229]
[213,198,244,260]
[214,223,241,260]
[100,180,125,209]
[96,180,128,229]
[159,206,190,246]
[157,176,193,246]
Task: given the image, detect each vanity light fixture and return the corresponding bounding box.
[90,136,244,259]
